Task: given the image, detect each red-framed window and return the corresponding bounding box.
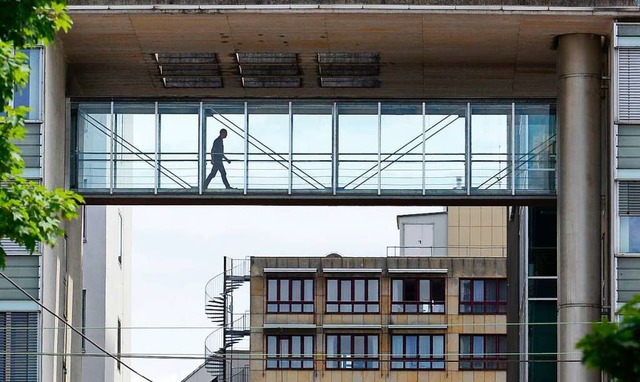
[391,278,445,313]
[459,335,507,370]
[326,278,379,313]
[326,334,379,370]
[266,279,314,313]
[459,279,507,314]
[390,334,445,370]
[266,335,314,369]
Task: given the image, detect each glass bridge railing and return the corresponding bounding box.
[70,100,556,197]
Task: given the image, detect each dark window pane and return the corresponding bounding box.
[404,279,418,301]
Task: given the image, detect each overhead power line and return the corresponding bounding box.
[0,271,155,382]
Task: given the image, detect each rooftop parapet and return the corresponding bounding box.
[68,0,638,7]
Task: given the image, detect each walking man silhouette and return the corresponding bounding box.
[204,128,232,189]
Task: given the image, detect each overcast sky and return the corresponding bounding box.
[129,205,442,382]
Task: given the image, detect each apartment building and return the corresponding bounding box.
[249,254,507,382]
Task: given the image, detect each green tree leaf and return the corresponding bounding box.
[0,0,82,267]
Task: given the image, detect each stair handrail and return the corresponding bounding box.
[207,107,325,189]
[77,111,192,189]
[349,113,463,190]
[477,133,556,190]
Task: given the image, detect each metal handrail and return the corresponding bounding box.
[77,111,191,189]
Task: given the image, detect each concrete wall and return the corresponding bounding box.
[82,206,132,382]
[68,0,637,6]
[41,37,85,382]
[397,213,447,256]
[250,256,507,382]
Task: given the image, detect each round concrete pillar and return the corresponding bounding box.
[557,33,602,382]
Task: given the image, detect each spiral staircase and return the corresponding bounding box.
[204,257,251,381]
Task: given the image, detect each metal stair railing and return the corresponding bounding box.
[476,134,556,190]
[343,110,464,190]
[77,111,191,189]
[207,107,326,190]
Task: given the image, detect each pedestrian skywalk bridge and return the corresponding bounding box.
[71,100,556,205]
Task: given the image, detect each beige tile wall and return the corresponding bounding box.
[447,207,506,257]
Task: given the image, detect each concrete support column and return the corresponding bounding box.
[557,33,602,382]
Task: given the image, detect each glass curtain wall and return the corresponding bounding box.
[72,100,557,197]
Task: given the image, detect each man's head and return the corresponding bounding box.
[220,128,228,139]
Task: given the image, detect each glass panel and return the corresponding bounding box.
[267,304,277,313]
[403,279,418,301]
[340,335,351,355]
[392,279,403,302]
[340,280,351,301]
[292,280,302,301]
[15,49,41,121]
[499,279,508,301]
[292,336,301,356]
[368,279,379,302]
[528,301,557,381]
[113,103,156,190]
[304,336,313,356]
[327,304,338,313]
[292,103,333,191]
[267,336,277,355]
[267,280,277,301]
[515,104,556,193]
[406,335,417,356]
[432,335,445,369]
[424,103,466,190]
[303,304,314,312]
[204,102,245,190]
[528,278,557,298]
[326,335,337,356]
[14,123,41,178]
[327,280,338,301]
[280,338,290,368]
[304,279,313,301]
[158,103,199,189]
[617,125,640,170]
[620,216,640,253]
[368,335,378,355]
[338,103,379,191]
[460,280,471,302]
[392,336,403,357]
[247,102,289,191]
[486,280,497,302]
[380,103,423,192]
[471,104,511,193]
[75,103,112,190]
[473,280,485,302]
[279,279,289,301]
[419,279,430,302]
[460,336,471,356]
[354,280,365,301]
[354,336,365,357]
[473,336,484,355]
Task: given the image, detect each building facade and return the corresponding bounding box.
[4,1,640,381]
[81,206,132,382]
[249,254,508,382]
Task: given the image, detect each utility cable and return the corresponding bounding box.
[0,271,155,382]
